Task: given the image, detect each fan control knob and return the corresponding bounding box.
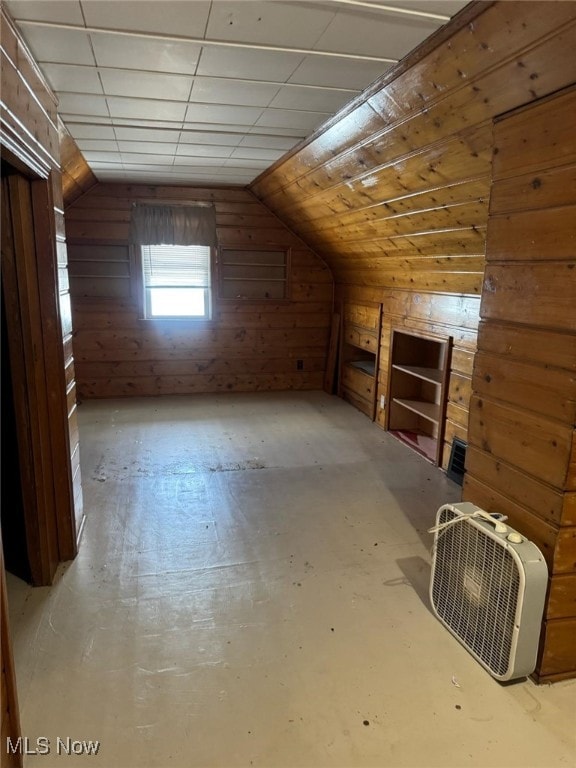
[507,532,523,544]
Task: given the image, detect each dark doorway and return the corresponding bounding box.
[1,283,31,581]
[1,161,31,581]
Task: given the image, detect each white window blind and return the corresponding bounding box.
[141,244,211,318]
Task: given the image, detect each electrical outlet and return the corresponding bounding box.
[296,359,304,370]
[380,395,386,408]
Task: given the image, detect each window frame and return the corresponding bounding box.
[133,243,217,323]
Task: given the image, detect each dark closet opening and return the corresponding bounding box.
[1,160,31,581]
[1,288,30,581]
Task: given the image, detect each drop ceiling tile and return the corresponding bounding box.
[15,26,94,65]
[121,153,175,166]
[107,97,187,122]
[176,144,234,158]
[246,126,307,138]
[99,70,193,101]
[120,165,177,174]
[82,0,211,37]
[87,163,122,171]
[288,55,387,90]
[68,124,117,140]
[5,1,84,24]
[196,47,304,83]
[41,63,104,94]
[213,166,262,176]
[184,103,263,126]
[204,1,335,48]
[82,151,123,163]
[189,77,279,108]
[111,118,185,129]
[114,127,182,142]
[116,142,179,155]
[76,139,120,152]
[57,93,110,116]
[254,109,329,131]
[229,147,285,161]
[269,85,355,113]
[193,176,252,185]
[238,135,299,150]
[91,34,201,75]
[180,124,256,138]
[178,131,243,147]
[222,158,270,169]
[314,10,439,59]
[383,0,467,15]
[172,157,226,168]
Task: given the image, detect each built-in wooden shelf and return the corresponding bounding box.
[339,302,382,420]
[386,330,451,465]
[392,364,443,385]
[392,397,440,423]
[350,359,376,376]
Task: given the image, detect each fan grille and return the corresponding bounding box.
[431,508,520,677]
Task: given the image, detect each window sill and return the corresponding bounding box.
[139,316,217,329]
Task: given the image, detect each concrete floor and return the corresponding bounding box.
[7,392,576,768]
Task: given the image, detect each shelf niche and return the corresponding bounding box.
[386,329,452,465]
[339,302,381,419]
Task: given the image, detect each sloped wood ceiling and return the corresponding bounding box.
[59,119,98,207]
[250,1,576,295]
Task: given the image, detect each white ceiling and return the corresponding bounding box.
[6,0,469,186]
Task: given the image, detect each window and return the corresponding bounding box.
[141,244,212,319]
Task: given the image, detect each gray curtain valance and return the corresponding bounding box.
[130,204,217,246]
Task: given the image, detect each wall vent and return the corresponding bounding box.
[447,438,467,485]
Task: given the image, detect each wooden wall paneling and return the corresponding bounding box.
[53,126,84,549]
[67,184,333,398]
[473,351,576,423]
[463,85,576,681]
[476,321,576,373]
[338,301,381,419]
[30,179,78,560]
[336,285,479,452]
[491,86,576,180]
[466,446,575,528]
[58,118,97,206]
[252,3,576,203]
[251,2,576,680]
[489,165,576,215]
[1,5,82,581]
[467,396,573,489]
[536,619,576,682]
[264,123,493,227]
[547,574,576,620]
[481,264,576,330]
[253,3,574,300]
[463,476,576,575]
[486,205,576,262]
[0,13,59,175]
[568,431,576,493]
[2,176,59,585]
[250,3,576,489]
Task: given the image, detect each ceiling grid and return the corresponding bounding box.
[5,0,468,186]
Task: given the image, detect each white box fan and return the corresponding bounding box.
[429,502,548,681]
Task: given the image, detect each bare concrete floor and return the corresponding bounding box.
[7,392,576,768]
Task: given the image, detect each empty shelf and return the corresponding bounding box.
[349,360,375,376]
[392,398,440,424]
[392,364,443,385]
